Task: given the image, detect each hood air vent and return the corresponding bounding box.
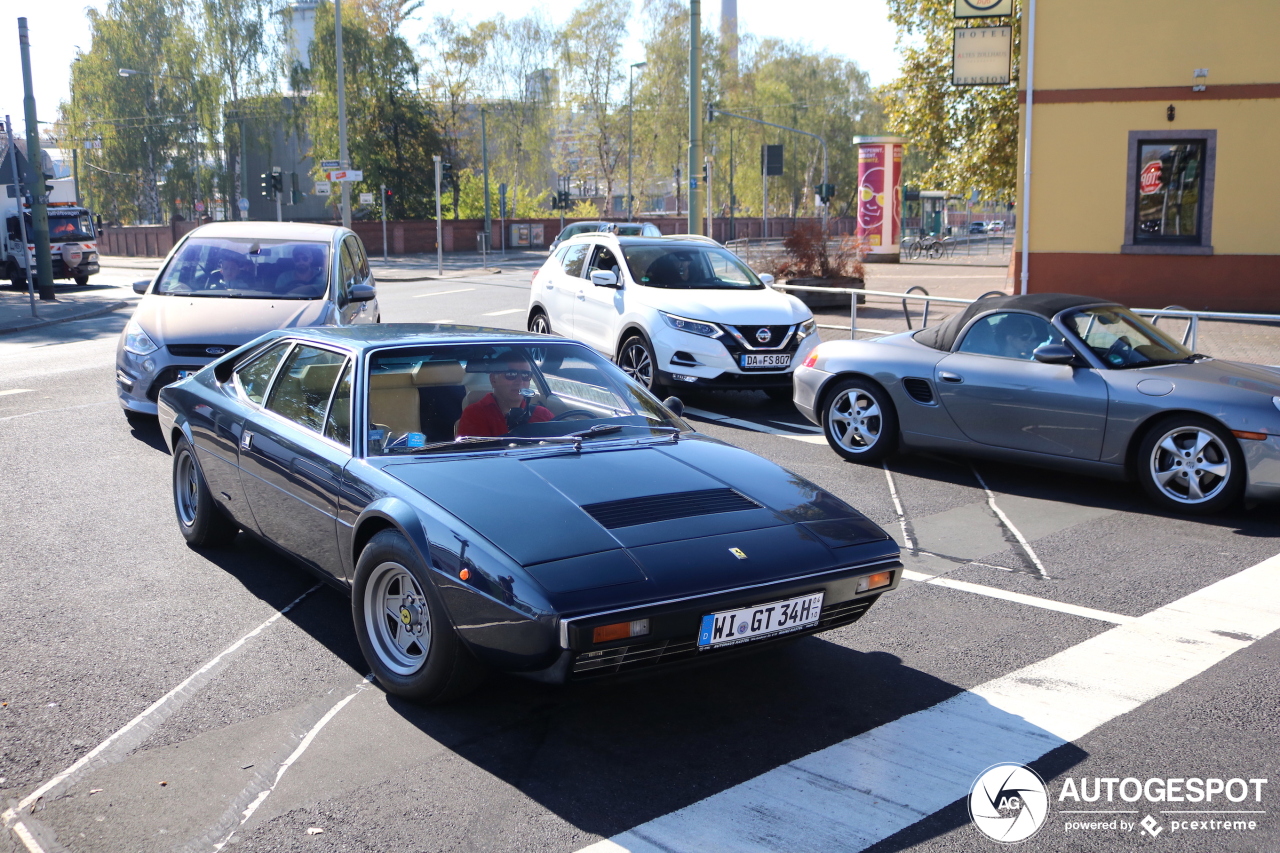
[902,377,934,404]
[583,488,761,529]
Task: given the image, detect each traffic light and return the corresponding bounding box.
[815,182,836,204]
[259,172,273,199]
[291,172,301,205]
[701,163,709,182]
[440,161,454,190]
[706,102,716,123]
[384,187,393,204]
[559,190,571,208]
[270,167,283,196]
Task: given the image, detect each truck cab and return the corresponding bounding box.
[3,179,100,287]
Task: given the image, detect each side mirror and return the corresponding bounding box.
[1033,343,1077,365]
[132,280,150,295]
[662,396,685,418]
[759,273,775,286]
[590,270,619,288]
[349,283,377,302]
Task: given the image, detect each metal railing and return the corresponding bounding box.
[771,283,1280,350]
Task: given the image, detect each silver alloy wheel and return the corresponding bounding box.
[363,561,432,676]
[175,450,199,527]
[620,339,654,387]
[828,387,882,453]
[1148,425,1232,505]
[529,313,551,335]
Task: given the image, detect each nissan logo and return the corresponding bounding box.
[205,346,226,355]
[755,328,772,344]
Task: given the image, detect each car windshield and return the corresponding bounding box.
[1065,306,1194,368]
[154,237,330,299]
[621,244,764,289]
[366,342,685,455]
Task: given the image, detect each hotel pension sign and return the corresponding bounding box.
[952,26,1013,86]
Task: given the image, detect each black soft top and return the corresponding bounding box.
[914,293,1116,351]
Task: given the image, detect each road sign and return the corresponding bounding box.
[320,160,340,169]
[238,198,250,212]
[325,170,363,182]
[1139,161,1163,194]
[195,201,205,212]
[314,180,332,196]
[359,192,374,204]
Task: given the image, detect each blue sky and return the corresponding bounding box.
[2,0,901,133]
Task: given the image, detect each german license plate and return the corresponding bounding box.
[741,353,791,369]
[697,591,824,649]
[176,369,197,381]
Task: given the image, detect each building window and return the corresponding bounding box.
[1122,129,1215,256]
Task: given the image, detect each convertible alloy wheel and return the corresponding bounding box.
[823,378,899,464]
[352,530,485,703]
[363,561,432,676]
[619,335,661,392]
[171,437,239,548]
[1139,417,1242,513]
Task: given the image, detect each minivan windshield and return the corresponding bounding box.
[366,342,684,455]
[622,244,764,290]
[154,237,330,299]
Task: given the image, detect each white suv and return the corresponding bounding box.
[527,233,818,399]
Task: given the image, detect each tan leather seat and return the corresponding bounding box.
[369,372,420,437]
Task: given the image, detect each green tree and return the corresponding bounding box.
[879,0,1019,201]
[305,0,443,219]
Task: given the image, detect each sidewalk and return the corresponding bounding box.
[0,285,131,335]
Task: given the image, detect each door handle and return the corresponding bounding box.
[576,291,585,300]
[240,430,254,451]
[939,371,963,383]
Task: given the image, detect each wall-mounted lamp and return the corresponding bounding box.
[1167,104,1176,122]
[1192,68,1208,92]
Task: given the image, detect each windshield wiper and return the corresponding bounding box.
[392,424,683,455]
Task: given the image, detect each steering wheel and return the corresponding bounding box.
[1104,336,1134,366]
[552,409,595,421]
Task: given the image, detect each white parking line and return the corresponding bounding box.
[0,389,33,396]
[1,584,321,852]
[684,406,826,440]
[882,463,917,553]
[902,569,1133,624]
[482,308,525,317]
[411,287,474,298]
[579,552,1280,853]
[971,464,1049,578]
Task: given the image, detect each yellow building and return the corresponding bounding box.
[1016,0,1280,312]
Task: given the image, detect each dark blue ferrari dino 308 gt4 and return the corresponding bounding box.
[158,325,901,702]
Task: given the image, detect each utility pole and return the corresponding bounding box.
[481,107,490,269]
[380,182,387,261]
[728,125,735,241]
[5,116,37,317]
[18,19,54,301]
[705,155,713,240]
[335,0,351,228]
[627,61,646,221]
[687,0,703,235]
[433,154,442,277]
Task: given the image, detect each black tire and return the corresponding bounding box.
[74,275,89,286]
[618,334,665,395]
[821,377,899,464]
[172,437,239,548]
[1136,415,1243,514]
[528,309,552,335]
[352,530,486,703]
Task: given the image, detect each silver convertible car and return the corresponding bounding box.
[793,293,1280,513]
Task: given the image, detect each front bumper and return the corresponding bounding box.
[652,326,820,391]
[542,557,901,683]
[1243,434,1280,502]
[791,364,832,425]
[116,348,214,413]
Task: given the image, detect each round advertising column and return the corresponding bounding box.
[852,136,908,262]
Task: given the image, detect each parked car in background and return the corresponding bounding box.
[793,292,1280,514]
[988,220,1005,233]
[117,222,380,417]
[549,221,663,252]
[158,325,901,702]
[968,221,987,234]
[528,233,818,399]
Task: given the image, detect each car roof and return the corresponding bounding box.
[914,293,1119,351]
[563,232,718,247]
[183,221,349,242]
[261,322,567,351]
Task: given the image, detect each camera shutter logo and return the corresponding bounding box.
[969,763,1049,843]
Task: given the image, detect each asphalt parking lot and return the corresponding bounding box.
[1,263,1277,853]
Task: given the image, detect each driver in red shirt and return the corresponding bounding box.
[457,357,554,437]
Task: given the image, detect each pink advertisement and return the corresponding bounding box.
[855,138,905,257]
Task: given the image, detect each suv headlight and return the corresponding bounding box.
[795,318,818,341]
[660,312,723,339]
[123,319,159,355]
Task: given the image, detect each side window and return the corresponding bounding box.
[336,242,356,306]
[323,360,354,447]
[562,243,590,278]
[344,235,370,281]
[588,246,620,275]
[265,345,347,432]
[957,313,1058,361]
[234,342,291,404]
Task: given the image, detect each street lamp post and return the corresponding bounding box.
[627,61,646,222]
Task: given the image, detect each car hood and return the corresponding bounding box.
[383,436,890,599]
[1133,359,1280,398]
[133,295,331,345]
[632,284,811,324]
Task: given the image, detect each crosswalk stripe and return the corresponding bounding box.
[578,552,1280,853]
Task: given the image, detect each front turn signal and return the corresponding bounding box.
[592,619,650,643]
[856,570,894,593]
[802,351,819,368]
